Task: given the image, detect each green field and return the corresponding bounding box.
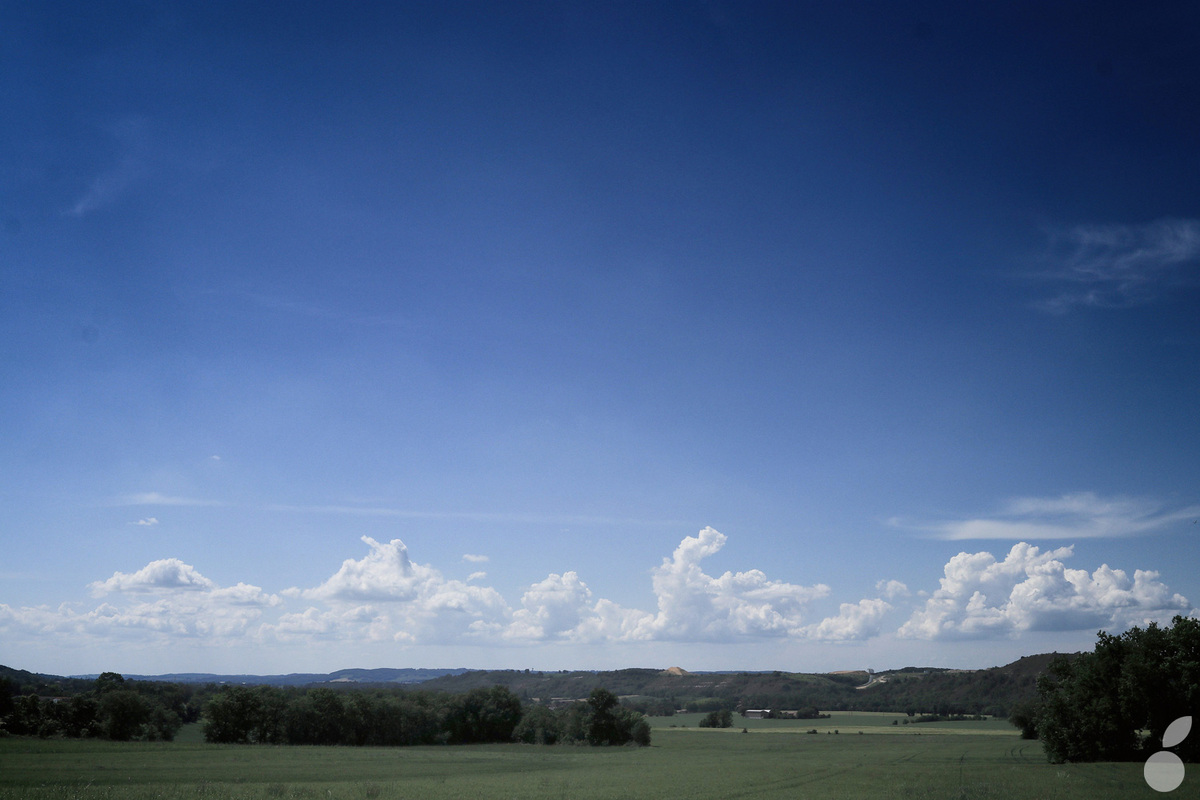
[0,715,1171,799]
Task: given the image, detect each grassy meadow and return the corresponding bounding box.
[0,713,1171,800]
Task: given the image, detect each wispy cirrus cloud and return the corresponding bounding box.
[211,287,415,329]
[898,492,1200,541]
[66,117,151,217]
[1033,218,1200,312]
[115,492,223,507]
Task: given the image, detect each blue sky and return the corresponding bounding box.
[3,1,1199,677]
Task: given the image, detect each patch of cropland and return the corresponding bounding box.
[0,722,1140,800]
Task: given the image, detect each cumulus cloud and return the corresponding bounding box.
[134,517,159,527]
[637,527,829,641]
[90,558,216,595]
[304,536,426,603]
[807,598,893,642]
[508,571,599,640]
[272,605,400,642]
[506,584,649,644]
[272,606,338,637]
[281,529,834,646]
[285,536,509,643]
[1034,218,1200,312]
[876,579,910,599]
[9,530,841,650]
[12,526,1188,655]
[910,492,1199,540]
[898,542,1191,640]
[2,558,279,644]
[506,528,831,644]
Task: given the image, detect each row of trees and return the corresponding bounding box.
[203,685,650,748]
[0,672,193,741]
[513,689,651,746]
[1011,616,1199,763]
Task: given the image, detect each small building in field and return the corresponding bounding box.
[743,709,771,719]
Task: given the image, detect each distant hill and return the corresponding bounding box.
[73,667,470,687]
[415,653,1080,716]
[4,653,1079,717]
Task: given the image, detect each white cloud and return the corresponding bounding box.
[271,607,339,638]
[636,527,829,641]
[287,536,510,643]
[508,571,599,640]
[15,526,1188,657]
[134,517,159,527]
[807,598,893,642]
[303,536,427,603]
[271,528,832,647]
[462,554,489,563]
[507,528,832,645]
[2,558,279,645]
[912,492,1199,540]
[90,558,216,595]
[898,542,1192,641]
[876,579,910,599]
[1034,218,1200,312]
[211,583,283,607]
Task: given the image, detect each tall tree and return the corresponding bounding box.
[1035,616,1200,763]
[585,687,623,745]
[443,686,522,744]
[97,690,150,742]
[203,686,263,744]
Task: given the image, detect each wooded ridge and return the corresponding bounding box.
[3,653,1064,720]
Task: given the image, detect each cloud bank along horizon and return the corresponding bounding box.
[2,522,1193,675]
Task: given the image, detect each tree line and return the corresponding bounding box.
[203,684,650,747]
[5,655,1052,741]
[0,671,193,741]
[1,669,651,749]
[1010,615,1199,763]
